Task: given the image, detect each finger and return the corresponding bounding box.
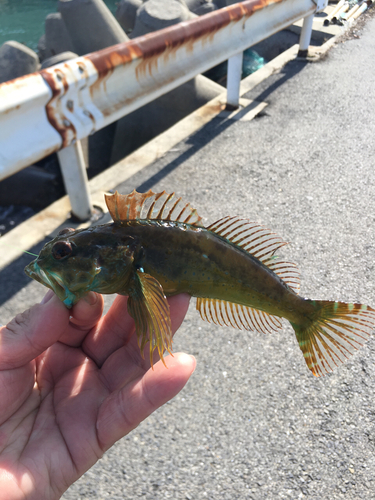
[0,291,70,370]
[35,293,104,389]
[168,294,192,334]
[82,295,135,366]
[96,352,196,450]
[85,293,191,369]
[101,293,191,387]
[0,363,35,425]
[105,293,191,372]
[58,292,104,347]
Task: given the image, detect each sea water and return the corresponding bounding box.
[0,0,118,51]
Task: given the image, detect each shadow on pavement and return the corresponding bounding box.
[1,59,309,308]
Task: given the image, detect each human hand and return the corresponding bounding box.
[0,291,195,500]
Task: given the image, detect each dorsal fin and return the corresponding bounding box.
[206,216,300,293]
[105,190,203,226]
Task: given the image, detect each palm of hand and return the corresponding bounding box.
[0,292,193,500]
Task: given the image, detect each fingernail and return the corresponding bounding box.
[40,289,54,304]
[179,353,197,374]
[189,355,197,374]
[83,291,98,306]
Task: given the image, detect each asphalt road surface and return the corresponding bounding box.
[1,12,375,500]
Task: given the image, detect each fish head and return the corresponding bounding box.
[25,226,137,308]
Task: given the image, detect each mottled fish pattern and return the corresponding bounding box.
[25,190,375,376]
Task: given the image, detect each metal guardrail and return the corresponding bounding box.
[0,0,326,220]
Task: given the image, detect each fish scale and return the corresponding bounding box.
[24,190,375,376]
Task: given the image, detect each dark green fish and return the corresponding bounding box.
[25,190,375,376]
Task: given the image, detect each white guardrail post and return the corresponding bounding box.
[57,140,93,220]
[226,51,244,110]
[298,0,328,56]
[298,13,315,57]
[0,0,324,220]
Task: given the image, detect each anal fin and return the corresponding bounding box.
[127,270,173,367]
[196,297,282,334]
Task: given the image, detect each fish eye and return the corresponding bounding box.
[57,227,75,236]
[52,241,73,260]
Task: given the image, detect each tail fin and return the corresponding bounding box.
[292,301,375,377]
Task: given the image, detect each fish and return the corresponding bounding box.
[25,190,375,376]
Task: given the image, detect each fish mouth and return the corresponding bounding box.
[25,260,70,304]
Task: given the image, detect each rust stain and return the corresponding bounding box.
[53,68,69,94]
[83,109,95,123]
[86,44,142,98]
[76,61,90,81]
[40,69,77,148]
[40,69,60,99]
[197,101,225,118]
[0,73,42,114]
[24,0,279,147]
[85,0,280,83]
[63,62,79,86]
[3,104,21,115]
[0,71,40,89]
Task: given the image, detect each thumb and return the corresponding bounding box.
[97,352,196,450]
[0,290,70,370]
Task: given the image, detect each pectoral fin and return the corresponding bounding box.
[127,270,173,367]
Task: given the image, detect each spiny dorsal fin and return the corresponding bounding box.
[105,190,203,226]
[196,297,282,334]
[206,216,300,293]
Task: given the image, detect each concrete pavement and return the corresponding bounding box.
[1,10,375,500]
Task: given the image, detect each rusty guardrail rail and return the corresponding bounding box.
[0,0,326,220]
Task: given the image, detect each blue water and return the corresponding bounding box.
[0,0,118,51]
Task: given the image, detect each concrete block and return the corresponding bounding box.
[88,123,118,177]
[0,41,40,84]
[191,73,224,103]
[213,0,237,7]
[37,34,48,61]
[185,0,217,15]
[131,0,196,38]
[57,0,129,176]
[112,0,222,165]
[0,166,64,209]
[193,2,217,15]
[40,51,79,69]
[45,13,75,59]
[58,0,129,56]
[251,30,300,62]
[116,0,143,33]
[110,74,224,164]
